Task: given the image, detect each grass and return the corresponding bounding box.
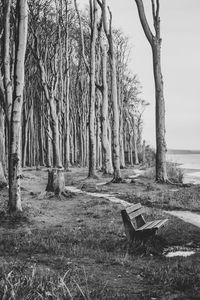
[0,168,200,299]
[0,196,200,299]
[0,208,30,229]
[118,182,200,212]
[144,256,200,295]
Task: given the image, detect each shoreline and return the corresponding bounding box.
[182,168,200,184]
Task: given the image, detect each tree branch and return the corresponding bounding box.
[135,0,154,45]
[156,0,160,19]
[96,0,102,8]
[74,0,90,73]
[100,0,109,38]
[151,0,156,20]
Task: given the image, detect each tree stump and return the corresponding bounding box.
[46,168,65,196]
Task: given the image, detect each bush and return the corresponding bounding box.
[144,146,156,167]
[166,162,184,184]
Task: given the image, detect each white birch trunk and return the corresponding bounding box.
[88,0,98,178]
[8,0,28,212]
[3,0,12,123]
[0,108,7,187]
[64,27,70,171]
[100,0,122,182]
[100,37,113,174]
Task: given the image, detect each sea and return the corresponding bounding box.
[167,151,200,184]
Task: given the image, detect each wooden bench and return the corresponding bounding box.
[121,203,168,241]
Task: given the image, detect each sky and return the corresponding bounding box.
[79,0,200,150]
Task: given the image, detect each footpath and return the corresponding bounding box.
[65,185,200,229]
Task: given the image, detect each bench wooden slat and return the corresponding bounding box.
[137,220,161,231]
[126,203,142,214]
[136,221,153,231]
[155,219,168,228]
[145,219,163,229]
[129,207,145,220]
[137,219,168,231]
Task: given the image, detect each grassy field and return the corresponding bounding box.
[0,167,200,299]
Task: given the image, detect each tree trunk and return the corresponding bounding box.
[38,105,44,166]
[63,0,70,171]
[119,114,126,168]
[70,120,74,165]
[100,0,121,182]
[88,0,98,178]
[133,121,139,165]
[152,41,167,181]
[3,0,12,123]
[49,99,63,168]
[22,119,29,167]
[142,140,146,165]
[100,36,113,174]
[46,168,65,196]
[64,42,70,170]
[46,100,65,194]
[46,113,52,168]
[8,0,28,213]
[0,108,7,188]
[130,134,134,167]
[134,0,167,182]
[110,56,122,181]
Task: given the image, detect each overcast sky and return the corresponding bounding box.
[80,0,200,150]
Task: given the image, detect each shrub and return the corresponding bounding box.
[166,162,184,184]
[144,146,156,167]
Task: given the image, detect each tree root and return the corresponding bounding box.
[157,178,190,187]
[86,174,99,180]
[111,177,123,183]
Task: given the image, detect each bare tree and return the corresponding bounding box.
[99,27,113,174]
[88,0,98,178]
[98,0,122,182]
[134,0,167,182]
[8,0,28,212]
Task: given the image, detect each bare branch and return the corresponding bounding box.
[107,6,112,36]
[74,0,90,73]
[95,82,103,93]
[97,0,102,8]
[101,0,109,38]
[89,0,93,28]
[151,0,156,20]
[156,0,160,19]
[135,0,154,45]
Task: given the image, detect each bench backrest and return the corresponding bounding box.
[125,204,146,229]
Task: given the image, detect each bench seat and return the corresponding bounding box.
[136,219,168,231]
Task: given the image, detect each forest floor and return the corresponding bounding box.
[0,166,200,299]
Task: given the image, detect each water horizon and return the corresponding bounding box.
[167,151,200,184]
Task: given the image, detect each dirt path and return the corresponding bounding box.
[65,186,130,207]
[65,185,200,229]
[165,210,200,228]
